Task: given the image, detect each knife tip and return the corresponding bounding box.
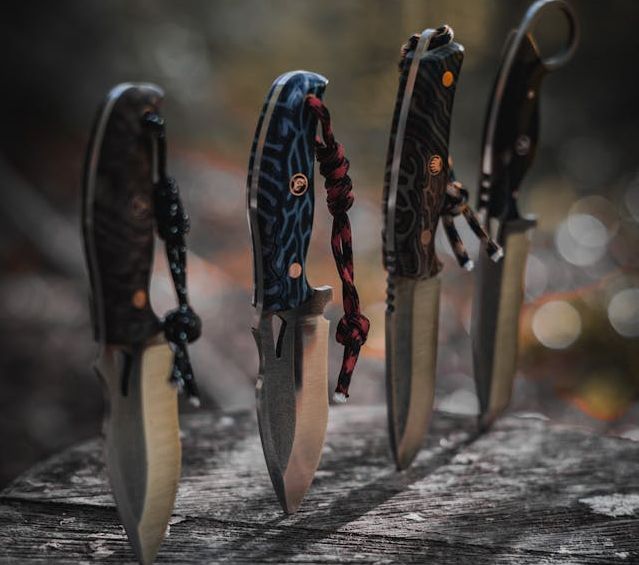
[127,530,162,565]
[281,498,302,515]
[273,479,304,514]
[394,454,415,471]
[478,410,498,432]
[391,442,420,471]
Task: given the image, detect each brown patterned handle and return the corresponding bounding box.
[382,29,464,279]
[82,84,163,346]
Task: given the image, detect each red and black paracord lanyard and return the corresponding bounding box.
[305,95,370,402]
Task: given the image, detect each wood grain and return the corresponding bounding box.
[1,406,638,563]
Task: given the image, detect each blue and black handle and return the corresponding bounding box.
[248,71,328,313]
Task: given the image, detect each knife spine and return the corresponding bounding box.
[247,75,288,312]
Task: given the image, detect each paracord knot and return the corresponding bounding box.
[336,313,370,347]
[163,305,202,345]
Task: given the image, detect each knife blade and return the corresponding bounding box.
[471,0,579,429]
[383,27,464,470]
[247,71,331,513]
[83,83,180,564]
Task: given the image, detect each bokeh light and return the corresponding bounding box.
[607,288,639,338]
[532,300,582,349]
[524,254,549,300]
[555,213,608,267]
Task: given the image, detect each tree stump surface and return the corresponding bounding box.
[1,405,638,564]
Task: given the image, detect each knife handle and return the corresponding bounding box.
[478,0,579,222]
[478,32,545,223]
[83,84,163,345]
[383,39,464,279]
[248,71,328,313]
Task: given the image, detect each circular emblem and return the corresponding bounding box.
[428,155,443,176]
[288,262,302,279]
[132,289,147,309]
[289,173,308,196]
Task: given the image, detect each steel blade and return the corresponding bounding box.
[95,336,179,565]
[471,219,534,429]
[253,287,331,514]
[386,276,440,470]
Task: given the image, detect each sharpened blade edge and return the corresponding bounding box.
[386,276,440,469]
[97,339,179,564]
[472,226,531,428]
[254,288,331,513]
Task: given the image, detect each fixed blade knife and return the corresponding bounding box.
[83,83,200,563]
[247,71,332,514]
[383,27,465,470]
[471,0,579,429]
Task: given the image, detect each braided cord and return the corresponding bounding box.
[144,112,202,405]
[399,25,454,69]
[441,181,503,270]
[305,95,370,402]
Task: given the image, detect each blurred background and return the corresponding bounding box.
[1,0,638,487]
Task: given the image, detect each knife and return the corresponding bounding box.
[248,70,368,512]
[471,0,579,430]
[83,83,201,563]
[383,27,502,470]
[248,71,331,514]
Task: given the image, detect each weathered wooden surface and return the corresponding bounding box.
[1,406,638,564]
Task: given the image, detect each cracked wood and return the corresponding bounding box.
[1,406,638,563]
